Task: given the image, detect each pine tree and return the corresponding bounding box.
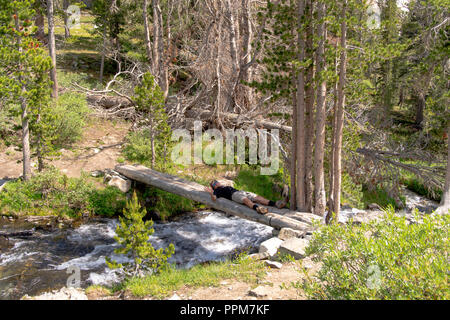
[0,0,52,180]
[134,72,173,171]
[106,192,175,278]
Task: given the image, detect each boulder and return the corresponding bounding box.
[248,286,271,298]
[259,237,283,258]
[91,170,104,178]
[22,287,88,300]
[367,203,382,211]
[264,260,282,269]
[108,176,132,193]
[248,252,270,261]
[278,238,309,260]
[0,179,9,193]
[278,228,305,241]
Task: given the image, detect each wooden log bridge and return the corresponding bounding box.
[115,165,320,232]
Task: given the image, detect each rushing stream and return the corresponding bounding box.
[0,187,440,300]
[0,211,273,300]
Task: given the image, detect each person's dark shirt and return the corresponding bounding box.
[213,186,238,200]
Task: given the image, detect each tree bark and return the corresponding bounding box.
[295,0,306,211]
[47,0,58,98]
[35,2,46,43]
[63,0,71,39]
[329,1,347,224]
[152,0,169,99]
[304,0,315,213]
[143,0,153,67]
[290,77,298,210]
[240,0,253,107]
[313,1,327,217]
[14,12,31,181]
[437,125,450,214]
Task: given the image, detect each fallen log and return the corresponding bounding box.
[87,94,134,109]
[0,230,33,239]
[185,109,293,133]
[115,164,311,231]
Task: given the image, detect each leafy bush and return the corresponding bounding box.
[0,168,125,217]
[46,92,91,149]
[301,209,449,300]
[106,192,175,277]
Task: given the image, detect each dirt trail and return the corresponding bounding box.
[0,119,130,179]
[86,258,320,300]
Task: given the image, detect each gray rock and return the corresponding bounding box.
[259,237,283,258]
[108,176,132,193]
[22,287,88,300]
[278,228,305,240]
[168,293,181,300]
[264,260,282,269]
[367,203,382,211]
[249,252,270,261]
[0,179,9,193]
[278,238,309,260]
[91,170,104,178]
[248,286,271,298]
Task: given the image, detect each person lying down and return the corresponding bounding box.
[204,180,289,215]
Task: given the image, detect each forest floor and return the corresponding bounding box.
[0,118,130,180]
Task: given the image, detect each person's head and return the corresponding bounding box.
[210,180,221,190]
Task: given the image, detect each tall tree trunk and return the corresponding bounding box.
[152,0,169,99]
[240,0,253,107]
[304,0,315,212]
[437,125,450,214]
[35,2,46,43]
[295,0,306,211]
[290,77,298,210]
[329,0,347,224]
[63,0,71,39]
[47,0,58,98]
[15,12,31,181]
[99,27,107,84]
[414,92,425,129]
[143,0,153,67]
[313,1,327,217]
[225,0,240,112]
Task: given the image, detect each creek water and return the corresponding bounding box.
[0,211,273,300]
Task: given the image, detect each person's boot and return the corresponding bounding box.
[275,199,287,209]
[256,206,268,214]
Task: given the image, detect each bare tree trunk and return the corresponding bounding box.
[304,0,315,212]
[47,0,58,98]
[290,78,298,210]
[224,0,240,112]
[313,1,327,217]
[99,27,107,84]
[15,12,31,181]
[35,2,46,43]
[295,0,306,211]
[63,0,71,39]
[152,0,169,99]
[437,124,450,214]
[414,92,425,129]
[240,0,253,106]
[143,0,153,67]
[329,0,347,224]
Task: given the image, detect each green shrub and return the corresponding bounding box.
[0,168,125,217]
[106,192,175,277]
[361,186,405,209]
[301,208,449,300]
[47,92,91,148]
